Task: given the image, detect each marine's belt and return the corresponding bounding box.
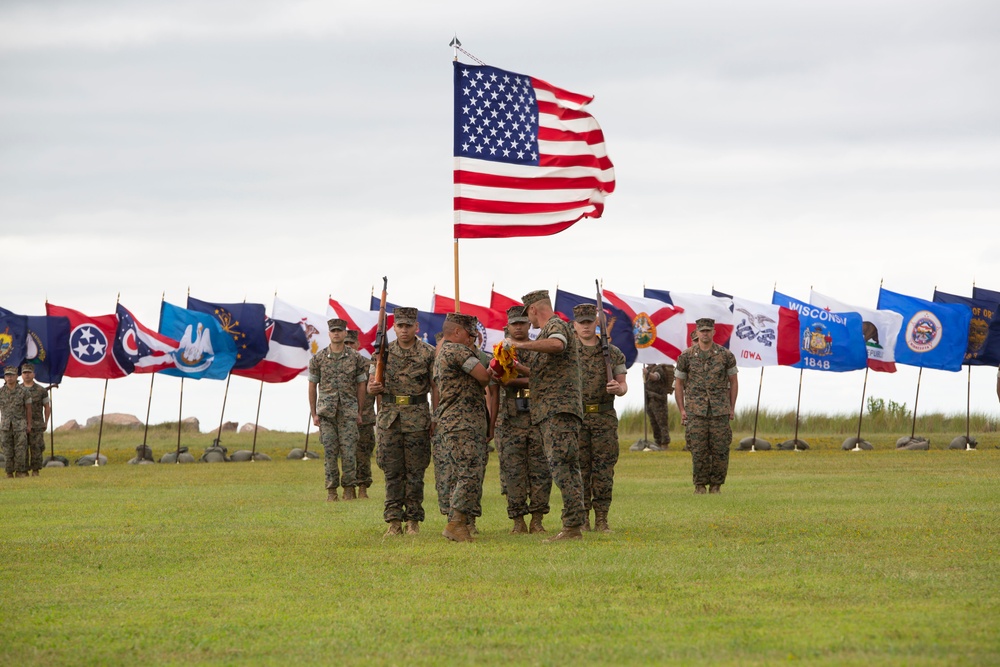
[385,393,428,406]
[583,402,615,414]
[516,389,530,398]
[508,397,531,413]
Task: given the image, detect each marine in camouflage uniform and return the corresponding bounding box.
[504,290,586,542]
[674,318,739,494]
[435,313,491,543]
[495,306,551,534]
[346,329,377,499]
[643,363,674,448]
[430,333,450,517]
[1,366,33,478]
[572,303,628,533]
[367,307,437,536]
[308,319,368,501]
[20,366,51,475]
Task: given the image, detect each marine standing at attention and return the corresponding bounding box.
[0,366,32,478]
[20,365,50,476]
[308,318,367,502]
[572,303,627,533]
[674,318,739,494]
[367,307,437,536]
[345,329,377,499]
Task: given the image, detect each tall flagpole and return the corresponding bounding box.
[451,36,462,314]
[251,379,264,461]
[910,367,923,440]
[142,373,155,449]
[853,367,870,451]
[175,378,185,463]
[94,379,108,466]
[302,411,312,460]
[751,367,765,451]
[792,368,804,446]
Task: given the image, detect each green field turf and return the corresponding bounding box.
[1,423,998,666]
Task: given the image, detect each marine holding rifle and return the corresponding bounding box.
[572,303,628,533]
[367,306,438,536]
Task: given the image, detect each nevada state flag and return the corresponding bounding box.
[730,297,800,367]
[772,291,867,372]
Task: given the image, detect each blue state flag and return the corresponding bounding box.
[0,307,71,383]
[973,286,1000,303]
[158,302,237,380]
[877,288,971,372]
[932,290,1000,366]
[772,291,867,372]
[554,288,637,368]
[369,297,447,346]
[0,309,29,371]
[187,297,268,370]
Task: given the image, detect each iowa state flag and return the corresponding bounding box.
[772,292,867,372]
[877,288,971,372]
[730,297,800,367]
[644,289,734,348]
[45,304,127,379]
[931,289,1000,366]
[810,290,902,373]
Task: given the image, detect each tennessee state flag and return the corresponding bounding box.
[46,303,127,379]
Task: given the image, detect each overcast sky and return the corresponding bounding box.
[2,1,998,434]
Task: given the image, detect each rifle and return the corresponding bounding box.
[595,279,613,383]
[373,277,389,385]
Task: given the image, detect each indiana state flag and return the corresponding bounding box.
[877,288,972,372]
[772,291,867,372]
[158,302,237,380]
[187,297,268,370]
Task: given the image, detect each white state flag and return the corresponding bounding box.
[273,297,330,360]
[809,290,902,372]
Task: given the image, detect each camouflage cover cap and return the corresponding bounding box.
[393,307,418,325]
[345,329,359,344]
[445,312,478,335]
[4,366,18,375]
[573,303,597,322]
[506,305,529,324]
[696,318,715,331]
[521,289,550,307]
[328,318,347,331]
[20,365,34,373]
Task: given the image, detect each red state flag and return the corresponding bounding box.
[46,303,127,379]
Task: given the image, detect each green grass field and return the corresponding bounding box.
[2,416,998,666]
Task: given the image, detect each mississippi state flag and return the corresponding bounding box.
[233,318,311,383]
[453,62,615,238]
[730,297,800,367]
[113,304,179,374]
[46,303,127,379]
[601,290,687,364]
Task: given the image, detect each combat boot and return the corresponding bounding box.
[594,510,611,533]
[581,510,592,532]
[443,511,473,542]
[709,484,721,494]
[694,484,707,494]
[357,485,369,499]
[529,512,546,534]
[406,520,420,535]
[5,472,12,479]
[327,489,339,502]
[385,520,403,536]
[511,516,528,534]
[342,486,357,501]
[467,517,478,536]
[31,470,39,477]
[544,524,583,542]
[15,471,27,478]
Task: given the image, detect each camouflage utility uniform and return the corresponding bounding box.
[577,340,627,515]
[496,347,550,521]
[309,346,367,492]
[528,315,585,528]
[356,392,377,490]
[644,363,674,447]
[0,382,31,475]
[434,341,489,519]
[373,340,436,524]
[675,343,738,487]
[22,382,49,472]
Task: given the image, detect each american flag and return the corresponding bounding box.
[453,62,615,239]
